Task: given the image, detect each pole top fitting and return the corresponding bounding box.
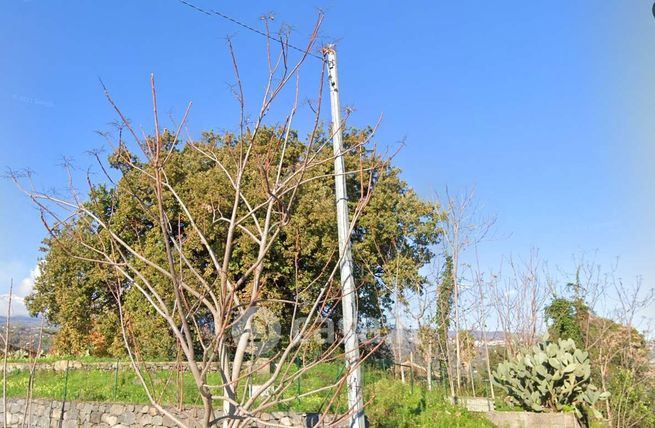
[321,44,336,57]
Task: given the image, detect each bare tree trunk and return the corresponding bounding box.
[468,364,476,397]
[481,331,495,400]
[453,263,461,393]
[220,343,232,428]
[2,281,12,428]
[439,189,494,396]
[444,330,456,398]
[175,339,183,412]
[22,318,44,428]
[473,248,495,401]
[394,280,405,383]
[410,352,415,389]
[600,364,612,425]
[427,341,433,391]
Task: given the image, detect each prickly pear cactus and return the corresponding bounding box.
[493,337,609,420]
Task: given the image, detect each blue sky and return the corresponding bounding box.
[1,1,654,323]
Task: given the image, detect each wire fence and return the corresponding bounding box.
[4,357,485,410]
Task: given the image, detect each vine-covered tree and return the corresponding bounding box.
[434,256,455,388]
[544,296,587,348]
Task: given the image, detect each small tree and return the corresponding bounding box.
[11,17,388,427]
[438,187,494,395]
[459,330,477,395]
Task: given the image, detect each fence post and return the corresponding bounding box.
[294,357,301,401]
[410,352,415,394]
[58,360,70,428]
[410,367,414,394]
[113,360,119,400]
[62,361,69,401]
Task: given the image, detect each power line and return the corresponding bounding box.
[176,0,323,60]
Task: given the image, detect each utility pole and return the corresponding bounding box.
[323,45,366,428]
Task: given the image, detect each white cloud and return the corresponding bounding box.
[0,261,41,317]
[0,295,29,318]
[0,260,41,298]
[18,264,41,297]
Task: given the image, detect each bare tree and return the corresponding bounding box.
[12,18,386,428]
[407,273,437,391]
[605,275,654,428]
[470,246,495,400]
[438,187,494,395]
[489,250,549,356]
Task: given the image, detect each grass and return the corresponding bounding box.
[3,362,493,427]
[6,368,205,405]
[365,378,494,428]
[4,355,127,364]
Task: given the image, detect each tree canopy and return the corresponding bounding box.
[27,127,442,357]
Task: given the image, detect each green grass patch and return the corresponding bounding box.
[365,378,494,428]
[6,368,207,405]
[4,355,128,364]
[4,362,493,427]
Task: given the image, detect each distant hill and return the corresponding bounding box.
[0,315,55,354]
[0,315,43,326]
[385,328,507,356]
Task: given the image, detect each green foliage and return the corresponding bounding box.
[544,297,588,347]
[4,362,493,427]
[493,337,609,421]
[544,290,655,426]
[5,368,206,405]
[607,368,655,428]
[365,378,494,428]
[459,330,476,367]
[88,310,124,357]
[26,231,114,355]
[27,127,442,358]
[434,256,454,378]
[121,290,175,359]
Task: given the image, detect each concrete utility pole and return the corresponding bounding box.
[323,45,366,428]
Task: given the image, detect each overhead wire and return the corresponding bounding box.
[176,0,324,60]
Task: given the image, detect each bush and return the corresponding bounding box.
[607,368,655,428]
[493,337,608,422]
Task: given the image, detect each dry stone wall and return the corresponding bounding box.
[0,398,345,427]
[0,397,584,427]
[484,410,581,428]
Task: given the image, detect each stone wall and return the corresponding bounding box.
[0,397,583,427]
[484,410,580,428]
[0,398,345,427]
[457,396,494,412]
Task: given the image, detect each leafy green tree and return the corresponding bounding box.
[27,229,113,355]
[27,127,442,358]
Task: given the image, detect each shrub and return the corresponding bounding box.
[493,337,608,421]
